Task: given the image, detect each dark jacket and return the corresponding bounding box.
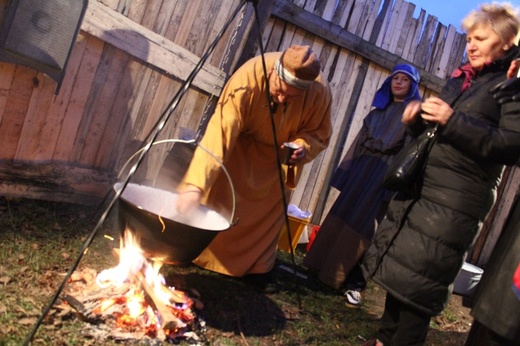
[469,193,520,342]
[362,46,520,316]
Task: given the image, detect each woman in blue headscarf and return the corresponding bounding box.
[304,64,421,308]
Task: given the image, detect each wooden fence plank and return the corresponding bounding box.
[152,0,176,35]
[346,0,370,36]
[0,63,16,127]
[394,2,415,57]
[174,0,202,47]
[446,32,467,74]
[293,0,306,7]
[435,25,457,77]
[382,0,407,53]
[164,1,189,42]
[402,12,424,61]
[263,17,286,53]
[13,73,55,161]
[279,23,299,49]
[53,35,105,162]
[116,0,131,15]
[332,0,354,28]
[426,23,447,75]
[193,1,225,56]
[304,0,317,12]
[0,66,37,160]
[35,33,90,161]
[374,0,393,48]
[95,69,138,170]
[413,14,438,69]
[70,43,116,165]
[321,0,337,21]
[92,56,135,169]
[125,0,148,24]
[360,0,383,41]
[207,0,240,68]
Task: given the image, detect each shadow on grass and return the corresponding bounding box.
[163,268,288,337]
[160,256,381,345]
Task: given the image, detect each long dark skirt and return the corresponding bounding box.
[304,154,391,289]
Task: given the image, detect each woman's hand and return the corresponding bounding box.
[419,97,454,126]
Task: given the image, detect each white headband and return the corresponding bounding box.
[274,58,315,89]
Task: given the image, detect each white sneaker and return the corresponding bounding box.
[344,290,362,309]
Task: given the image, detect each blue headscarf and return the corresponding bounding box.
[371,64,421,109]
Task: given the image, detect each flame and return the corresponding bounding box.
[94,230,195,340]
[126,289,146,317]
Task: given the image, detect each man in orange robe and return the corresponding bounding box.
[176,45,332,291]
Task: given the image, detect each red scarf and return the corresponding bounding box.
[451,63,475,92]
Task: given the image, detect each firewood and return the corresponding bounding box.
[130,269,186,332]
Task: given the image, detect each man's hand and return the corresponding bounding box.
[176,185,202,215]
[281,142,305,165]
[490,77,520,104]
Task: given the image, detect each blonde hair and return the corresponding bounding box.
[461,2,520,45]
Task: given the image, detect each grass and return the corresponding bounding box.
[0,197,471,345]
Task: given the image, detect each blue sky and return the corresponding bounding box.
[409,0,520,31]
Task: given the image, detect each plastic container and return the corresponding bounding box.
[278,215,310,252]
[453,262,484,296]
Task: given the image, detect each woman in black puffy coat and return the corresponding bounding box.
[361,3,520,345]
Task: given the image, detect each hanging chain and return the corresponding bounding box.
[195,2,247,140]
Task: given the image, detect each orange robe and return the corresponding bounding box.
[183,52,332,276]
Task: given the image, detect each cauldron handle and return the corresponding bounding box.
[118,138,236,226]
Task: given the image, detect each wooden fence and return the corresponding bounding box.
[0,0,517,264]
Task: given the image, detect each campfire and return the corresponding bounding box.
[58,231,205,344]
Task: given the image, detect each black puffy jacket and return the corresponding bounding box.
[362,46,520,315]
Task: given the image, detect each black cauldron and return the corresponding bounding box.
[116,183,232,265]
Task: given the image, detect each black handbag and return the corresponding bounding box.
[383,125,438,191]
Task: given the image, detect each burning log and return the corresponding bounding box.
[130,267,186,333]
